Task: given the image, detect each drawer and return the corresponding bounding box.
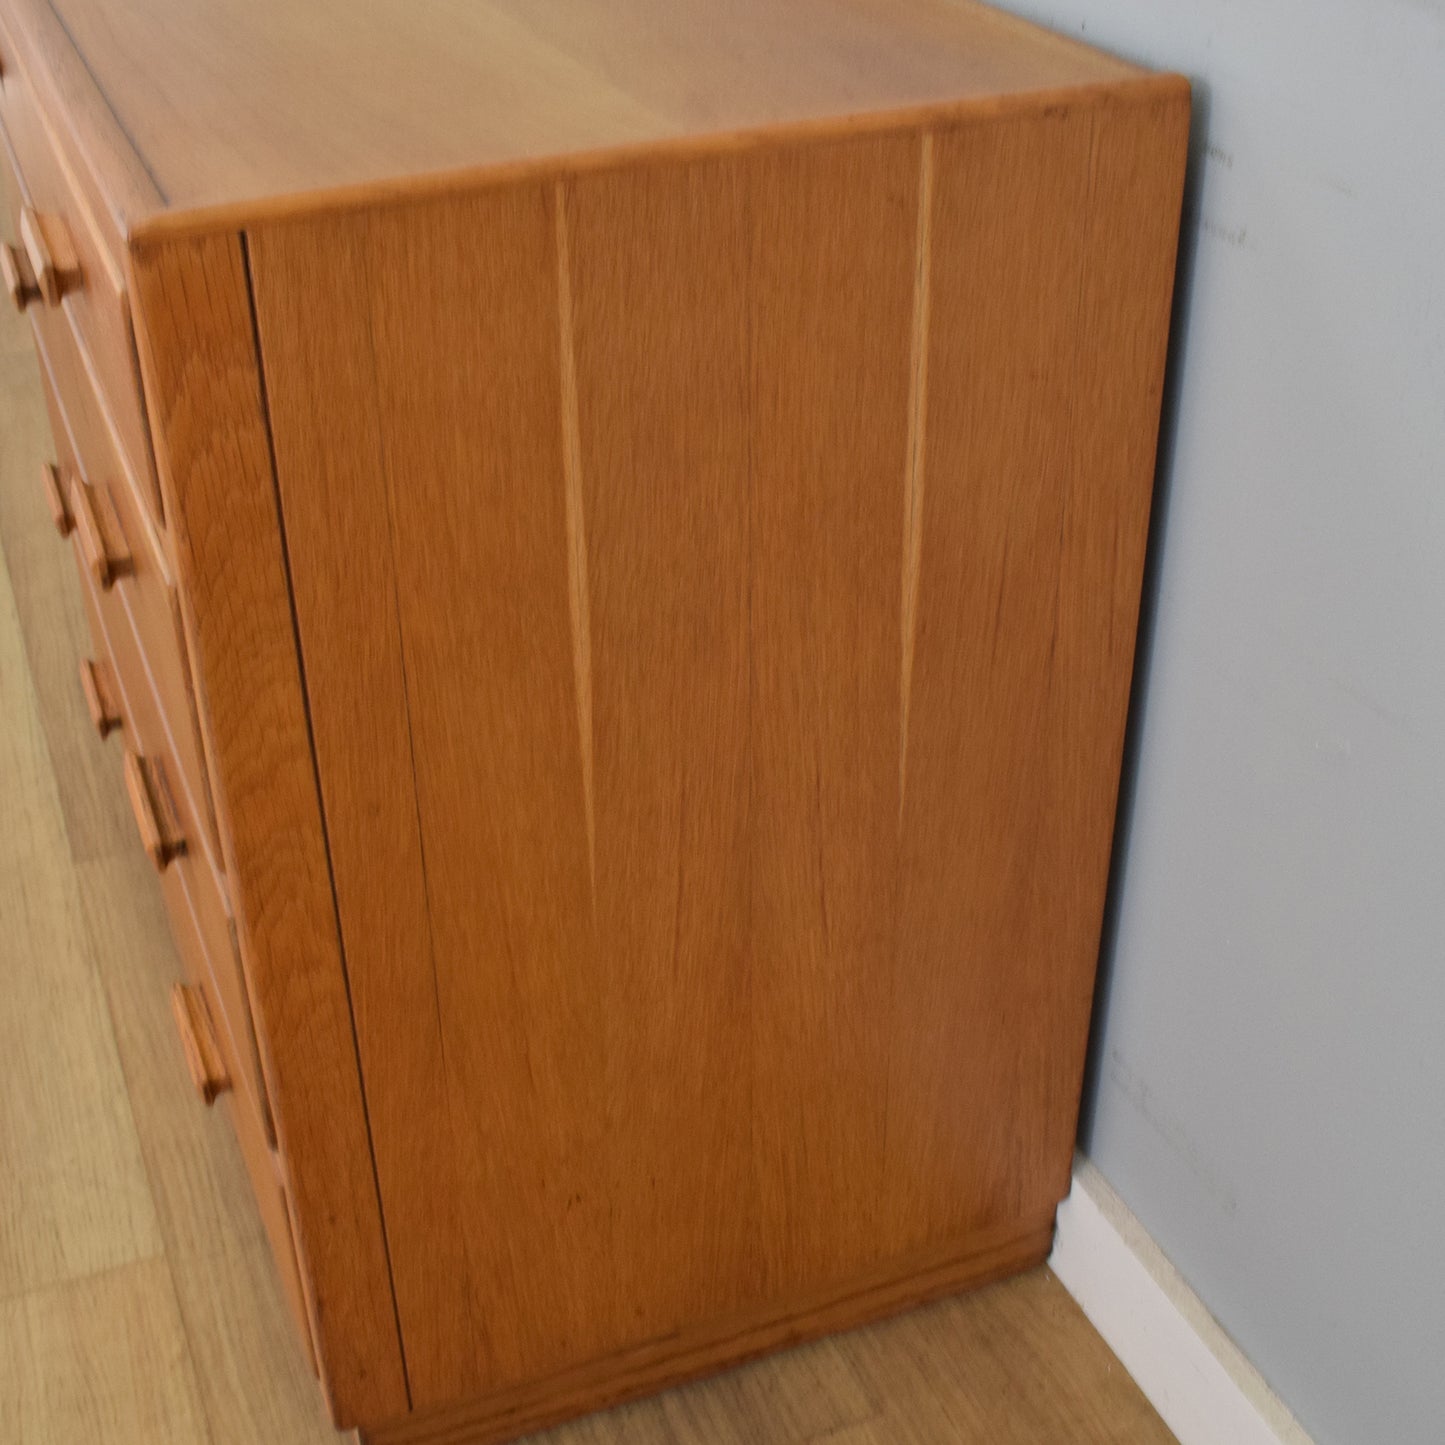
[221,1015,320,1379]
[0,63,161,523]
[31,298,223,875]
[71,499,275,1150]
[33,350,83,537]
[54,282,318,1401]
[171,965,319,1377]
[77,532,297,1329]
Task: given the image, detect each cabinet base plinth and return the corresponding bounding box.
[363,1218,1055,1445]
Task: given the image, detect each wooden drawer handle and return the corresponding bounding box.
[1,240,40,311]
[123,750,186,871]
[79,657,122,739]
[19,205,79,306]
[41,462,74,536]
[68,475,130,589]
[170,983,231,1106]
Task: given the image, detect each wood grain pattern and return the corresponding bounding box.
[568,150,758,1349]
[126,229,407,1426]
[738,135,917,1293]
[883,103,1099,1245]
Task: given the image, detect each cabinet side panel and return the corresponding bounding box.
[887,92,1188,1238]
[127,231,409,1427]
[238,87,1186,1419]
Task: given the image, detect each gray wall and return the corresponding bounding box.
[993,2,1445,1441]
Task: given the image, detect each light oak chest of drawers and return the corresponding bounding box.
[0,1,1188,1439]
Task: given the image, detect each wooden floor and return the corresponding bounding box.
[0,289,1173,1444]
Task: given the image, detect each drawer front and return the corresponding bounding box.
[167,891,319,1376]
[227,1063,321,1378]
[32,298,223,876]
[34,354,82,535]
[0,64,161,523]
[68,433,295,1342]
[72,532,273,1142]
[51,328,294,1337]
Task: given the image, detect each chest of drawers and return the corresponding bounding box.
[0,2,1188,1439]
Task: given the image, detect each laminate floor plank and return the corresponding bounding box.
[837,1273,1176,1444]
[659,1336,878,1445]
[0,547,162,1298]
[0,1258,211,1445]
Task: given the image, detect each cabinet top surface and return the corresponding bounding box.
[4,0,1150,232]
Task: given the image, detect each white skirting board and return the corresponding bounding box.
[1049,1158,1315,1445]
